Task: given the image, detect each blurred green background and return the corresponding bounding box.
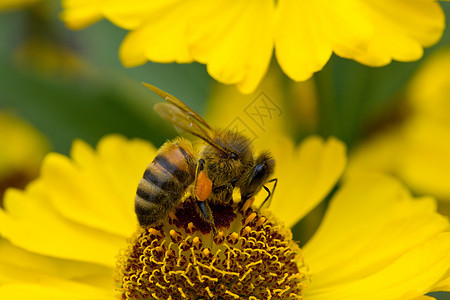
[1,2,450,299]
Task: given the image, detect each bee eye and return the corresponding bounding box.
[230,152,239,160]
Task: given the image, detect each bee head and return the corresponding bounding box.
[217,130,253,164]
[200,130,253,183]
[239,151,275,201]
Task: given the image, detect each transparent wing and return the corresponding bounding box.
[143,82,211,129]
[154,101,228,154]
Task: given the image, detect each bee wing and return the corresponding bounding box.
[154,102,228,153]
[143,82,211,130]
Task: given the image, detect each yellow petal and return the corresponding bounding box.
[117,1,193,65]
[319,0,373,59]
[276,0,374,81]
[275,0,332,81]
[407,48,450,124]
[187,0,274,94]
[396,117,450,200]
[119,23,193,66]
[347,115,450,201]
[304,174,450,299]
[0,135,155,267]
[431,276,450,292]
[44,135,154,237]
[305,233,450,300]
[269,136,347,228]
[103,0,172,29]
[0,239,114,298]
[117,0,275,93]
[354,0,445,66]
[205,66,288,143]
[0,239,110,285]
[346,128,403,179]
[0,283,113,300]
[412,297,437,300]
[60,0,104,30]
[0,186,125,267]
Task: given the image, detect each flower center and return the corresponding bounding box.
[116,199,308,299]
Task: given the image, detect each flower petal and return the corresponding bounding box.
[60,0,104,30]
[0,239,111,285]
[0,283,113,300]
[354,0,445,66]
[116,0,274,93]
[275,0,331,81]
[275,0,372,81]
[0,135,156,267]
[269,136,347,228]
[347,116,450,201]
[431,276,450,292]
[205,68,288,143]
[305,233,450,300]
[396,117,450,201]
[0,186,125,267]
[0,239,114,298]
[304,174,450,299]
[406,48,450,121]
[117,1,194,65]
[345,128,404,181]
[187,0,274,93]
[46,135,155,237]
[103,0,183,30]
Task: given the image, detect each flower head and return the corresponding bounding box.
[0,134,449,299]
[118,201,307,299]
[61,0,446,93]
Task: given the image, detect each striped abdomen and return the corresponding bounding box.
[135,140,195,226]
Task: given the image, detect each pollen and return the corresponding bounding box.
[116,199,308,299]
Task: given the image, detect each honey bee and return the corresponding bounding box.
[135,83,277,232]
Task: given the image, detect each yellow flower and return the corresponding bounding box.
[60,0,446,93]
[0,134,449,299]
[347,48,450,204]
[14,36,92,79]
[0,0,40,11]
[205,65,319,144]
[0,112,49,200]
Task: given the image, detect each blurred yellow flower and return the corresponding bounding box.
[0,0,40,11]
[14,37,91,79]
[61,0,446,93]
[205,65,319,146]
[0,134,448,299]
[347,48,450,204]
[0,112,49,200]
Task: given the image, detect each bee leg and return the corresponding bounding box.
[225,178,239,203]
[196,200,217,235]
[211,178,237,204]
[258,178,278,211]
[193,159,216,234]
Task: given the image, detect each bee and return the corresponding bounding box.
[135,83,277,231]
